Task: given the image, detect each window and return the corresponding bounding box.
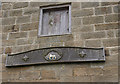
[38,4,71,36]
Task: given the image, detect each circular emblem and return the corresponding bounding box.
[43,49,63,61]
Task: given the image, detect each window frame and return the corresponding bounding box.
[38,4,71,37]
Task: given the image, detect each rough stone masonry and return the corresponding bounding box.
[1,2,120,82]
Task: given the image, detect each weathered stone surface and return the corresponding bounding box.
[81,2,99,8]
[80,25,94,32]
[106,30,115,37]
[3,25,19,33]
[73,67,103,76]
[17,38,34,45]
[2,33,8,40]
[91,74,118,82]
[9,9,22,16]
[2,3,12,10]
[95,23,118,30]
[95,7,112,15]
[29,30,37,37]
[115,29,120,37]
[71,2,80,10]
[41,70,56,79]
[72,8,93,17]
[30,2,57,7]
[5,47,12,54]
[23,8,39,15]
[60,76,91,82]
[105,14,119,22]
[2,17,15,25]
[9,32,28,39]
[72,17,81,27]
[81,31,106,39]
[113,5,120,13]
[20,71,40,80]
[23,45,32,52]
[85,39,101,47]
[13,2,28,9]
[105,48,110,56]
[0,11,1,16]
[83,16,104,25]
[110,47,119,55]
[2,40,16,46]
[12,46,23,54]
[31,14,39,22]
[102,38,118,47]
[2,10,9,17]
[2,72,20,80]
[16,16,30,24]
[101,2,118,6]
[21,22,38,31]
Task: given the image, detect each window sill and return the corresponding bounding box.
[38,33,72,37]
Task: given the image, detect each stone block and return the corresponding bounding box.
[2,10,9,17]
[115,29,120,37]
[23,45,32,52]
[21,22,38,31]
[72,8,93,17]
[17,38,34,45]
[2,17,15,25]
[102,38,118,47]
[80,25,94,32]
[3,25,19,33]
[95,7,112,15]
[73,67,103,76]
[91,74,118,82]
[2,72,20,80]
[110,47,119,55]
[41,69,56,79]
[2,40,16,46]
[81,2,99,8]
[2,33,8,40]
[9,32,28,39]
[9,9,22,16]
[13,2,28,9]
[5,47,12,54]
[85,39,101,47]
[83,16,104,25]
[2,3,12,10]
[31,14,39,22]
[113,5,120,13]
[95,23,118,31]
[20,71,40,80]
[12,46,23,54]
[30,2,57,7]
[101,2,118,6]
[72,17,81,27]
[23,7,39,15]
[0,11,2,17]
[71,2,80,10]
[29,30,37,37]
[16,16,30,24]
[105,14,119,22]
[106,30,115,38]
[81,31,106,39]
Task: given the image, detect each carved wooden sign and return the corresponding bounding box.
[5,47,105,67]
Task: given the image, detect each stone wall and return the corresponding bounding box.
[1,2,119,82]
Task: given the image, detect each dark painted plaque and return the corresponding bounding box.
[5,47,105,67]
